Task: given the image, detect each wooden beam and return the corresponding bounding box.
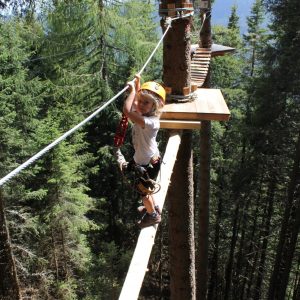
[160,119,201,129]
[119,131,182,300]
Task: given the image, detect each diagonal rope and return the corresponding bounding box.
[137,20,171,75]
[0,87,128,187]
[0,13,193,188]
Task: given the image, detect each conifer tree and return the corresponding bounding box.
[208,24,246,300]
[243,0,267,78]
[228,4,239,31]
[35,0,164,296]
[258,0,300,298]
[0,17,47,298]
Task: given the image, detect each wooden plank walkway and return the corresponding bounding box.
[119,131,182,300]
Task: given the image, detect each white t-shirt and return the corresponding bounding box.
[132,116,160,165]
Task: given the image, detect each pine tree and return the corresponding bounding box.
[0,17,48,298]
[207,13,246,299]
[258,0,300,298]
[228,4,239,30]
[243,0,267,78]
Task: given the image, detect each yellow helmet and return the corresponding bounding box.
[140,81,166,104]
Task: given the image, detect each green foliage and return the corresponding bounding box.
[3,0,298,299]
[0,19,44,175]
[206,1,300,299]
[211,24,244,88]
[86,241,133,299]
[243,0,268,78]
[1,1,163,298]
[56,278,78,300]
[228,4,239,32]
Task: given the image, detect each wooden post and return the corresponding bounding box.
[161,1,196,299]
[197,1,212,299]
[161,1,191,95]
[168,130,196,299]
[119,131,182,300]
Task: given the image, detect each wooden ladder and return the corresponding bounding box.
[191,47,211,87]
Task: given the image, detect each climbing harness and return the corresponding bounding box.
[121,160,161,196]
[135,170,161,196]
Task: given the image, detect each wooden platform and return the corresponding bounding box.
[160,88,230,125]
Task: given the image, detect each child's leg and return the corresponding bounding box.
[137,158,162,215]
[137,198,161,215]
[138,194,161,228]
[142,194,156,214]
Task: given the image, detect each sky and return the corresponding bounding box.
[212,0,256,32]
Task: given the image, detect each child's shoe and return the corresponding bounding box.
[138,212,161,228]
[137,205,161,215]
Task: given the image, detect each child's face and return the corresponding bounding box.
[136,94,154,115]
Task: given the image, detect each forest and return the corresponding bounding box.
[0,0,299,299]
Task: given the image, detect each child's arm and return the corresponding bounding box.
[123,76,145,128]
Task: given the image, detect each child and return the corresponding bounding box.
[115,75,166,228]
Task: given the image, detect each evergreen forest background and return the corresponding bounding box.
[0,0,299,299]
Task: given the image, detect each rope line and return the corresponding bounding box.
[0,87,128,187]
[199,12,207,34]
[0,13,193,188]
[138,22,171,75]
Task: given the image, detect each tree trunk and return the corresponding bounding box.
[197,1,212,299]
[240,193,261,299]
[224,193,241,300]
[168,131,195,299]
[292,256,300,300]
[197,120,211,300]
[0,190,21,300]
[51,229,59,281]
[60,228,69,279]
[254,180,275,300]
[98,0,107,82]
[246,245,259,299]
[161,11,191,94]
[207,185,222,300]
[161,2,195,298]
[268,131,300,299]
